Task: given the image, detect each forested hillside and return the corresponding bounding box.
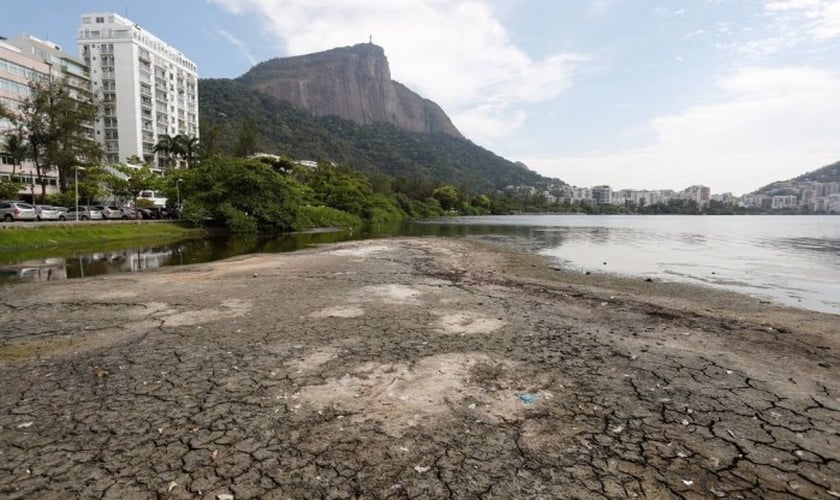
[199,79,559,193]
[757,160,840,193]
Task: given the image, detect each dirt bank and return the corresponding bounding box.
[1,238,838,499]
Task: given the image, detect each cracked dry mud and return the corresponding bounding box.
[1,238,838,499]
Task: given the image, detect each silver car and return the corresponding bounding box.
[0,201,37,222]
[35,205,61,221]
[93,205,124,220]
[65,206,104,220]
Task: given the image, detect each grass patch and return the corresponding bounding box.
[0,222,206,256]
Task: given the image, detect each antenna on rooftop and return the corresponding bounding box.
[369,35,372,44]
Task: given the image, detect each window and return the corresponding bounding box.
[96,16,105,23]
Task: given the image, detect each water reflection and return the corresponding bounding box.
[2,215,839,314]
[0,258,68,283]
[0,229,362,286]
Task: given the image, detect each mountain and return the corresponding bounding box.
[198,78,558,193]
[237,43,462,138]
[756,160,840,194]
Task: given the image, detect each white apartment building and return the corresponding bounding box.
[77,13,198,167]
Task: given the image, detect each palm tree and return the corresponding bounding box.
[1,132,28,178]
[176,135,200,168]
[153,134,177,169]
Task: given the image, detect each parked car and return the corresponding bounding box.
[34,205,61,221]
[0,201,37,222]
[53,207,68,221]
[93,205,124,220]
[65,206,104,220]
[119,207,138,219]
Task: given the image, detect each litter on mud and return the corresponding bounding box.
[518,393,539,405]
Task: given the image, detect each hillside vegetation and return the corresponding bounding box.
[757,160,840,193]
[198,79,557,194]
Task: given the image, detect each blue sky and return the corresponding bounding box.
[3,1,840,195]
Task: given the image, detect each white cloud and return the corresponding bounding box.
[207,0,585,144]
[720,1,840,57]
[524,67,840,195]
[215,28,258,65]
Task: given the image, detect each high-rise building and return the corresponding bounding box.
[1,35,90,199]
[591,185,612,205]
[78,13,198,167]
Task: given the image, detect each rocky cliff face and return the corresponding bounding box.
[238,44,462,138]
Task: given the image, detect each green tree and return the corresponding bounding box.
[198,116,223,161]
[0,178,24,199]
[233,120,259,158]
[76,165,109,205]
[105,164,162,205]
[1,130,27,178]
[432,185,460,211]
[184,157,307,232]
[1,78,101,201]
[178,135,200,168]
[153,134,179,168]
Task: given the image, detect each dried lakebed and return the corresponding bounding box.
[0,238,838,499]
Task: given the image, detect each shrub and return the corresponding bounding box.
[293,205,362,231]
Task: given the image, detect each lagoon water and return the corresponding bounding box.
[418,215,840,314]
[2,215,839,314]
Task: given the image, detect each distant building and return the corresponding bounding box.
[682,185,711,206]
[800,188,818,211]
[771,195,797,210]
[828,194,840,213]
[591,185,611,205]
[78,13,199,167]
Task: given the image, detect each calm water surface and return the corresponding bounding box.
[419,215,840,314]
[2,215,838,314]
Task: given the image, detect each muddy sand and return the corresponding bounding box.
[0,237,838,499]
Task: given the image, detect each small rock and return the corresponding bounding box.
[252,273,258,278]
[414,465,431,474]
[681,419,690,426]
[167,481,177,493]
[17,421,33,429]
[681,479,694,487]
[217,494,234,500]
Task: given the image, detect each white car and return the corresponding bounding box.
[0,201,37,222]
[35,205,61,221]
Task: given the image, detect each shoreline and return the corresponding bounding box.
[1,237,838,498]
